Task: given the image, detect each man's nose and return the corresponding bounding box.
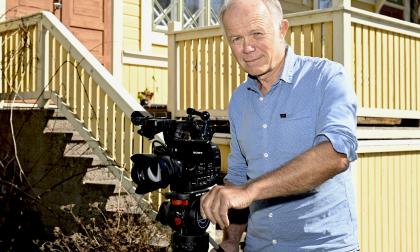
[242,37,255,53]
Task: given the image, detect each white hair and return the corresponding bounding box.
[218,0,284,29]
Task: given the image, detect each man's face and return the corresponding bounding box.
[222,0,288,78]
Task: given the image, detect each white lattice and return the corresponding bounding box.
[153,0,225,31]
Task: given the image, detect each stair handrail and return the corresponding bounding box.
[39,11,146,118]
[1,11,165,209]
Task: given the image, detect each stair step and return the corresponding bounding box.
[64,142,94,156]
[83,167,120,184]
[47,109,66,119]
[105,194,145,214]
[70,131,84,141]
[44,118,75,133]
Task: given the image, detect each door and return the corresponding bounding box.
[6,0,60,19]
[61,0,112,70]
[6,0,112,71]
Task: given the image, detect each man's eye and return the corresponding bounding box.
[253,32,263,37]
[231,37,241,44]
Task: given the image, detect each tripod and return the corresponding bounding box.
[156,191,224,252]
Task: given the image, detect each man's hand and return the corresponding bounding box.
[200,185,254,229]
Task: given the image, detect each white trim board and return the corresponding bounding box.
[112,0,123,84]
[358,139,420,153]
[122,50,168,68]
[357,108,420,119]
[357,127,420,139]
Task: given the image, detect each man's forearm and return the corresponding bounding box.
[201,141,350,229]
[246,141,349,201]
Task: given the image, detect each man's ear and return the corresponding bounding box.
[280,19,289,39]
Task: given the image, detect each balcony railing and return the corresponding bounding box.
[167,1,420,120]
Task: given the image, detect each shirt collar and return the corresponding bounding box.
[245,45,296,91]
[279,46,296,84]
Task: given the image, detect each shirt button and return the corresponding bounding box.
[259,97,263,101]
[268,212,273,218]
[263,153,269,158]
[272,239,277,245]
[262,124,268,128]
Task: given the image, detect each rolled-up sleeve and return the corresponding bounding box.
[314,66,358,162]
[224,106,248,185]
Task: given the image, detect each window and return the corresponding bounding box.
[387,0,404,6]
[211,0,224,25]
[317,0,332,9]
[380,4,404,20]
[153,0,179,31]
[153,0,225,31]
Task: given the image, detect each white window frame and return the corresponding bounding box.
[143,0,167,49]
[141,0,223,52]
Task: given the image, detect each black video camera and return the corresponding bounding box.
[130,108,221,252]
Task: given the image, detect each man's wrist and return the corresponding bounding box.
[244,180,259,202]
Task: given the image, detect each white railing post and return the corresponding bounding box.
[36,21,49,107]
[167,21,182,118]
[0,34,3,97]
[332,0,353,85]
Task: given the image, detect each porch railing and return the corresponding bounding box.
[167,1,420,120]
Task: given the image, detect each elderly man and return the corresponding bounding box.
[200,0,359,251]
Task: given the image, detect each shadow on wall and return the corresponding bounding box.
[0,109,115,251]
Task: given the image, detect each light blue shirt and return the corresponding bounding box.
[225,47,359,252]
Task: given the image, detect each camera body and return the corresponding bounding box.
[130,108,221,251]
[130,109,221,194]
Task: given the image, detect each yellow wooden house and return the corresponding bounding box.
[1,0,420,251]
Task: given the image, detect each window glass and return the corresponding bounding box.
[183,0,202,29]
[211,0,225,25]
[387,0,404,5]
[318,0,332,9]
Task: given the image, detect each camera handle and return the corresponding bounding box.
[187,108,212,140]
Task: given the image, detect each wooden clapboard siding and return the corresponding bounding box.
[352,22,420,111]
[152,44,168,57]
[123,0,140,51]
[122,64,168,105]
[355,151,420,252]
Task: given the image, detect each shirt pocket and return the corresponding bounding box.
[273,113,315,155]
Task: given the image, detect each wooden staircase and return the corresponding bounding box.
[0,11,170,249]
